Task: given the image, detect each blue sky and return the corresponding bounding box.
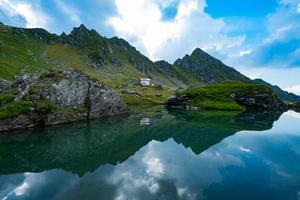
[0,0,300,94]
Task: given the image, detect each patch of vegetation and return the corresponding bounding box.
[0,93,15,106]
[35,100,54,113]
[28,84,42,95]
[0,98,54,119]
[0,101,33,119]
[179,82,274,111]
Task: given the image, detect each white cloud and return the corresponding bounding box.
[285,111,300,120]
[285,84,300,95]
[54,0,81,24]
[0,0,49,28]
[240,49,252,56]
[239,146,251,153]
[144,157,164,177]
[297,3,300,13]
[108,0,244,62]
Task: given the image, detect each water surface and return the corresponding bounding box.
[0,108,300,200]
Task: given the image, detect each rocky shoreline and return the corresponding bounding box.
[166,87,288,112]
[0,70,128,132]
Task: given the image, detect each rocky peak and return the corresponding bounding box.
[174,48,250,84]
[191,48,209,57]
[61,32,68,37]
[70,24,92,37]
[0,21,3,25]
[110,37,133,51]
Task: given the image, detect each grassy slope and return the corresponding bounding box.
[0,25,52,80]
[179,82,274,111]
[0,24,182,105]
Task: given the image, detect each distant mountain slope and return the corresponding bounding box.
[174,48,250,84]
[0,23,200,89]
[253,79,300,102]
[0,22,299,103]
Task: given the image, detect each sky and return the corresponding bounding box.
[0,0,300,94]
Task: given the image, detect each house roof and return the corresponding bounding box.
[140,77,151,80]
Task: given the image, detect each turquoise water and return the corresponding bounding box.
[0,108,300,200]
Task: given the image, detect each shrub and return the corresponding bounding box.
[35,100,53,113]
[0,101,33,119]
[28,84,41,94]
[0,93,15,106]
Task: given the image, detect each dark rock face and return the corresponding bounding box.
[230,93,287,111]
[287,102,300,113]
[0,70,128,132]
[155,60,174,75]
[165,96,189,110]
[0,79,11,95]
[174,48,250,84]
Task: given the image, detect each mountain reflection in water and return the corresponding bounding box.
[1,108,300,200]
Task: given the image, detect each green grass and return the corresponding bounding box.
[179,82,274,111]
[0,26,52,80]
[0,24,207,107]
[0,93,15,106]
[0,101,33,119]
[0,99,54,119]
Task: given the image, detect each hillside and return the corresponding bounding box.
[166,82,287,111]
[253,79,300,102]
[0,22,299,105]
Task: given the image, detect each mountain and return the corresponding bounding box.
[253,79,300,102]
[0,22,299,104]
[0,23,200,89]
[174,48,251,84]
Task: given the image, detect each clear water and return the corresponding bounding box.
[1,108,300,200]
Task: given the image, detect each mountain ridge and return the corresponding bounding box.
[0,22,299,102]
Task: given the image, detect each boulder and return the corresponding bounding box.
[165,96,189,110]
[230,93,287,111]
[0,70,128,132]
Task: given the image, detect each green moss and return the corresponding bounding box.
[35,100,54,113]
[0,101,33,119]
[0,93,15,105]
[28,85,42,95]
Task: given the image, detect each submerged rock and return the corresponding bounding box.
[0,70,128,132]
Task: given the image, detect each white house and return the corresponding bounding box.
[140,118,151,126]
[140,77,151,86]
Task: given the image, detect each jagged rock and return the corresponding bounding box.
[0,70,128,132]
[230,93,287,111]
[174,48,250,84]
[0,79,11,95]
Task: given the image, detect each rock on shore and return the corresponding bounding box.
[0,70,128,132]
